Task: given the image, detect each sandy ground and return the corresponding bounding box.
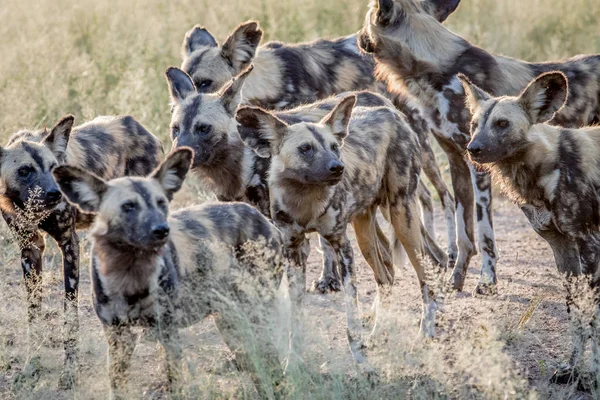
[0,196,590,399]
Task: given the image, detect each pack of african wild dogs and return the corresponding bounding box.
[2,0,599,397]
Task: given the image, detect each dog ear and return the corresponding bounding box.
[236,106,288,158]
[182,25,218,57]
[52,166,107,213]
[165,67,196,104]
[43,115,74,162]
[219,64,254,114]
[457,73,492,115]
[321,95,356,141]
[375,0,397,25]
[425,0,461,22]
[151,147,193,200]
[519,71,568,124]
[221,21,263,73]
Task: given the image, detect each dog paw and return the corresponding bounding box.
[310,276,341,293]
[475,281,498,296]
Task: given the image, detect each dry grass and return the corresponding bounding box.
[1,0,600,398]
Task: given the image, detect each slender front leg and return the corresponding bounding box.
[287,236,310,304]
[470,165,498,295]
[310,235,341,293]
[437,141,476,291]
[329,234,367,365]
[57,230,80,388]
[19,231,46,359]
[520,205,586,383]
[105,325,136,400]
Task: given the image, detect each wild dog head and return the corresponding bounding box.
[0,115,75,212]
[166,65,253,169]
[459,71,568,164]
[181,21,262,93]
[236,96,356,186]
[358,0,460,62]
[53,148,193,250]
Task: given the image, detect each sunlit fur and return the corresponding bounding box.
[461,72,600,238]
[237,95,448,366]
[0,113,163,387]
[53,148,288,397]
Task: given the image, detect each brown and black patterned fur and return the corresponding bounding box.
[237,95,447,368]
[0,115,163,387]
[52,148,288,399]
[358,0,600,295]
[460,71,600,387]
[179,21,457,291]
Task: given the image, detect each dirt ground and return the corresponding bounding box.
[0,196,590,399]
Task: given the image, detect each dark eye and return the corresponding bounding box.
[157,198,167,208]
[196,79,213,91]
[195,124,212,134]
[496,119,510,129]
[121,201,138,213]
[18,166,33,178]
[171,125,180,138]
[330,143,339,153]
[299,143,313,154]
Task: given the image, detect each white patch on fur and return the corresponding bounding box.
[540,169,560,202]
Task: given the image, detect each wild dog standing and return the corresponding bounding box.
[237,95,447,366]
[358,0,600,295]
[165,67,424,299]
[0,115,163,387]
[179,21,457,292]
[459,71,600,383]
[52,148,289,399]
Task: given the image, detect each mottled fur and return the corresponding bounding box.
[53,149,288,398]
[358,0,600,294]
[0,115,163,387]
[461,72,600,384]
[237,96,447,367]
[177,23,457,288]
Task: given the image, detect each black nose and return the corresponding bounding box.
[328,161,345,175]
[467,142,482,156]
[151,224,170,240]
[47,189,62,203]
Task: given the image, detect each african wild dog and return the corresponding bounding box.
[358,0,600,294]
[459,71,600,385]
[178,21,457,291]
[236,95,448,366]
[165,66,434,299]
[52,148,289,398]
[0,115,163,387]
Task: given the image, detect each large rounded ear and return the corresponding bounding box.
[151,147,193,200]
[457,73,492,115]
[221,21,263,72]
[320,95,356,141]
[236,106,288,158]
[425,0,461,22]
[43,115,74,162]
[518,71,568,124]
[165,67,196,104]
[375,0,397,26]
[182,25,218,58]
[219,64,254,114]
[52,165,107,213]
